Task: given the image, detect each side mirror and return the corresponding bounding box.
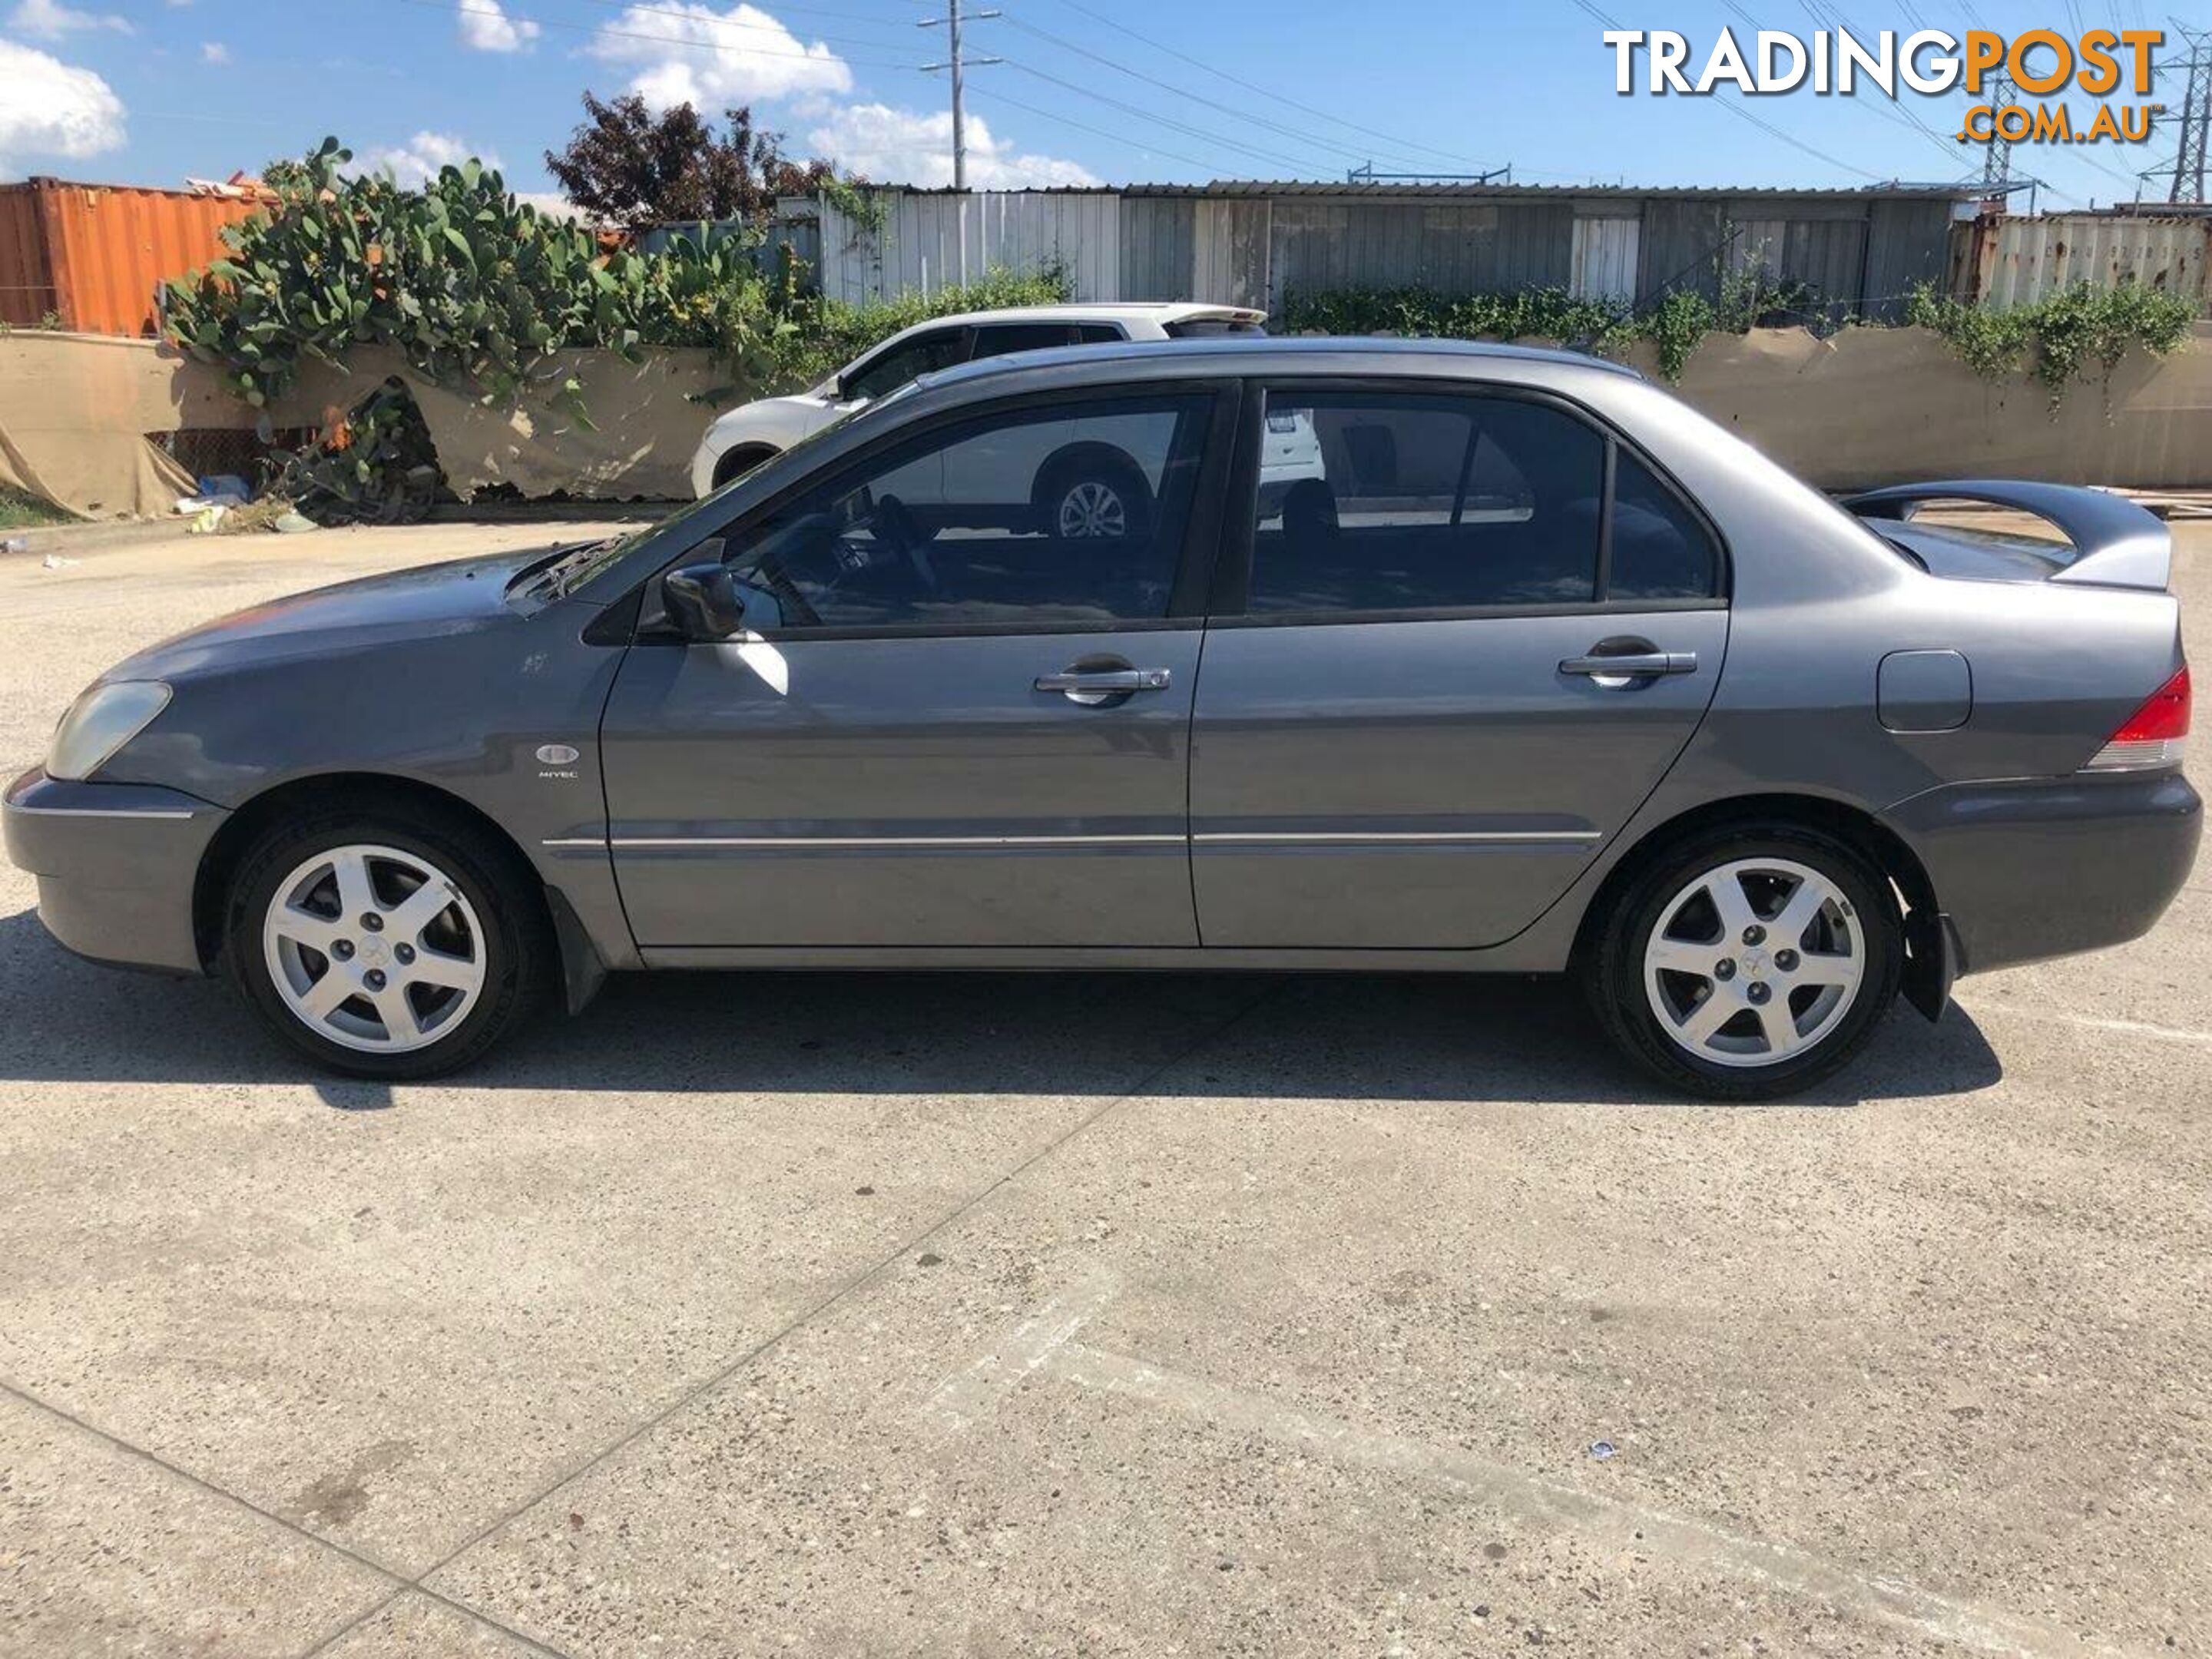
[661,562,747,641]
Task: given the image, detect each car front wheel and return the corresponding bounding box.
[226,810,547,1079]
[1584,824,1902,1100]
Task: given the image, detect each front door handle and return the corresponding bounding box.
[1035,667,1171,706]
[1559,651,1698,679]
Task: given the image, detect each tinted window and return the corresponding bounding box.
[843,328,969,401]
[1249,392,1604,614]
[1165,318,1266,337]
[1608,451,1719,599]
[969,323,1078,357]
[722,396,1210,631]
[1071,323,1126,344]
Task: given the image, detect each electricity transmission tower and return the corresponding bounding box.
[920,0,1002,192]
[1981,68,2016,190]
[2163,25,2212,204]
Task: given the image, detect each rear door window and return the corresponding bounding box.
[1247,392,1604,614]
[1608,450,1722,600]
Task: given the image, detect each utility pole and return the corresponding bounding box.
[920,0,1001,192]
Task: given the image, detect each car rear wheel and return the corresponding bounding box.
[225,810,547,1079]
[1038,449,1151,540]
[1584,824,1902,1100]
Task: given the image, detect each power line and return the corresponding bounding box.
[2157,24,2212,200]
[969,85,1239,177]
[996,54,1351,177]
[996,14,1392,172]
[1037,0,1479,167]
[1569,0,1883,180]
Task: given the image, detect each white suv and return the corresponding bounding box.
[690,302,1276,501]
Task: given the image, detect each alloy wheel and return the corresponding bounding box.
[260,843,487,1054]
[1641,856,1866,1069]
[1057,479,1127,538]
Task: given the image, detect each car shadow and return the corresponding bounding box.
[0,906,2003,1113]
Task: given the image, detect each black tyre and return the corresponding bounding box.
[713,444,780,491]
[1038,448,1151,540]
[224,806,549,1080]
[1582,823,1902,1101]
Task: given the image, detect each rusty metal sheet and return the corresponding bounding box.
[0,179,263,337]
[1979,214,2210,310]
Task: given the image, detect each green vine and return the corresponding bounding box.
[1282,274,2200,395]
[1641,288,1715,382]
[1280,283,1739,379]
[1904,279,2195,406]
[820,176,889,240]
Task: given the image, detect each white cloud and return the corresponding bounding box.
[356,131,500,189]
[586,3,850,109]
[0,39,125,173]
[511,190,582,221]
[458,0,538,52]
[199,40,227,63]
[806,103,1098,189]
[8,0,132,38]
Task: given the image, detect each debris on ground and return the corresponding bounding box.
[40,552,79,570]
[1588,1440,1618,1461]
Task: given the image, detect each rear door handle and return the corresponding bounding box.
[1559,651,1698,679]
[1035,667,1172,705]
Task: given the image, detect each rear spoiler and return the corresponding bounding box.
[1842,480,2171,591]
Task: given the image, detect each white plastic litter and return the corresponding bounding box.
[41,553,79,570]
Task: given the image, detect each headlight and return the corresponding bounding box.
[47,681,172,781]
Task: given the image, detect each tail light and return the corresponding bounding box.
[2084,664,2191,771]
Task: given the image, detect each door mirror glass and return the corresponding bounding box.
[662,561,747,640]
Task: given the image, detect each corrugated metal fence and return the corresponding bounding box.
[798,187,1959,324]
[0,178,264,336]
[1950,213,2210,310]
[813,190,1121,304]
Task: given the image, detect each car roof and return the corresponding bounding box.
[881,300,1261,332]
[911,333,1644,394]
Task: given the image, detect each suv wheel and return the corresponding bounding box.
[1039,450,1151,540]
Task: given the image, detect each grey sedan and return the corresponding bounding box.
[5,338,2198,1098]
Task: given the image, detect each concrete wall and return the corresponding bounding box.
[15,324,2212,514]
[1624,320,2212,490]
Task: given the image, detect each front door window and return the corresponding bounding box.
[721,396,1210,631]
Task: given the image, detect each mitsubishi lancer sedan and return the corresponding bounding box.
[5,337,2198,1099]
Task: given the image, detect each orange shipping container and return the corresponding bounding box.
[0,177,268,338]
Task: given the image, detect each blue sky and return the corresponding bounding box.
[0,0,2186,211]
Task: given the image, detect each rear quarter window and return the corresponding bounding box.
[1165,318,1267,338]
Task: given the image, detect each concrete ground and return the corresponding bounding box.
[0,515,2205,1659]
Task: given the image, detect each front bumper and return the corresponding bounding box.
[3,767,228,975]
[1884,769,2202,975]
